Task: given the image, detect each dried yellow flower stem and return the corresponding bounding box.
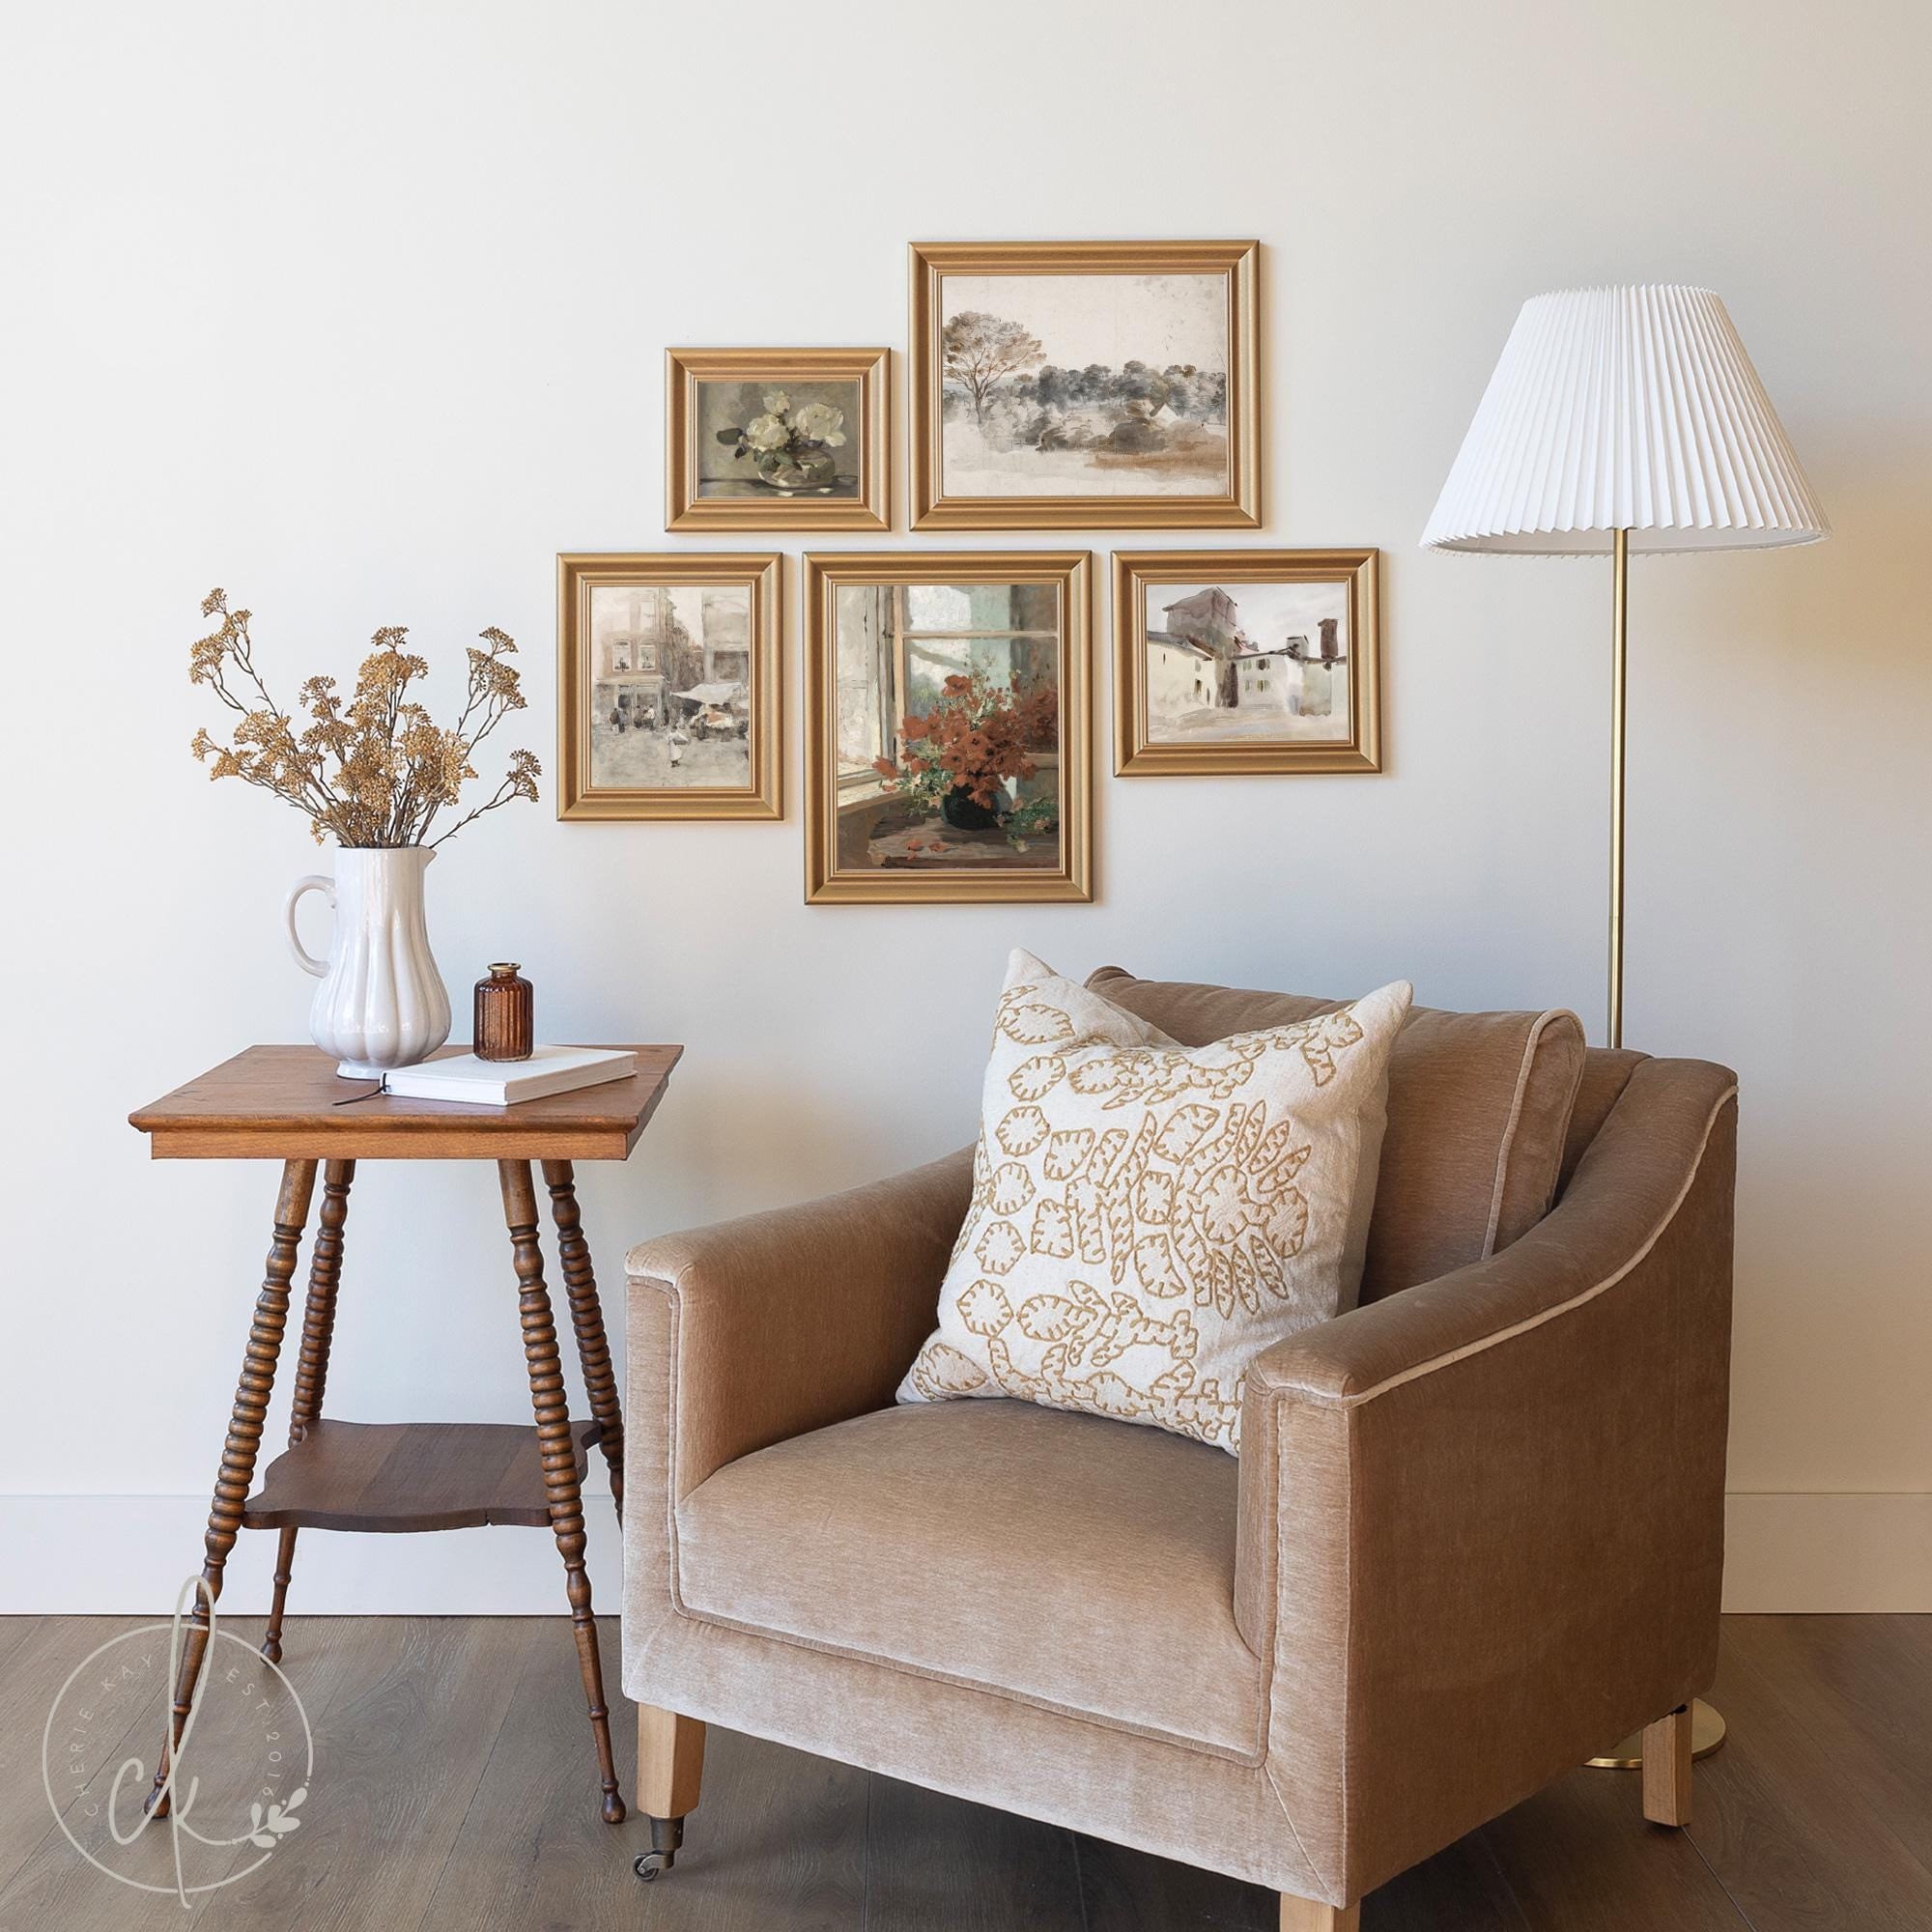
[187,588,540,847]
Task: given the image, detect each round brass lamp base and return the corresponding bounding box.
[1587,1698,1726,1770]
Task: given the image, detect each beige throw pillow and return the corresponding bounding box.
[899,952,1412,1453]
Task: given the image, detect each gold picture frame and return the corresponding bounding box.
[666,347,890,531]
[909,241,1260,530]
[1114,550,1381,775]
[803,550,1093,903]
[557,552,782,820]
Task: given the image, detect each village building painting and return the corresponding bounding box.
[1143,582,1350,744]
[589,582,753,788]
[1113,551,1381,776]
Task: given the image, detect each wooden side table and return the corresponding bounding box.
[129,1042,681,1825]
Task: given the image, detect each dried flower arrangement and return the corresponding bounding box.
[188,588,540,846]
[871,670,1060,848]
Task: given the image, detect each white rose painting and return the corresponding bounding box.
[695,378,863,499]
[911,242,1259,529]
[667,348,887,532]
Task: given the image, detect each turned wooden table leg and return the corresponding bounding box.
[542,1158,625,1521]
[501,1158,626,1826]
[148,1157,316,1817]
[263,1158,354,1663]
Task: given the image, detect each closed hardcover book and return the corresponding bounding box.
[381,1046,637,1106]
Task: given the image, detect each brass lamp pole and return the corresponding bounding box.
[1423,285,1831,1773]
[1608,527,1628,1047]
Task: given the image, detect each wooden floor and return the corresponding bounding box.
[2,1613,1926,1928]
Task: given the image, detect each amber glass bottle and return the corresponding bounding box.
[473,962,533,1061]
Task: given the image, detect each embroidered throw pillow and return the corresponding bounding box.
[898,951,1411,1453]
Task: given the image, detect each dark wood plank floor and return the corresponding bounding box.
[2,1614,1926,1929]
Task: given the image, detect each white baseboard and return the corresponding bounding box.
[1,1492,1924,1615]
[1721,1492,1932,1611]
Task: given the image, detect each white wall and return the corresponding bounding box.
[1,0,1926,1614]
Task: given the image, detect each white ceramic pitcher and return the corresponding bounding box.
[284,847,452,1078]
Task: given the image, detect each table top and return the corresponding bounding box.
[130,1045,682,1160]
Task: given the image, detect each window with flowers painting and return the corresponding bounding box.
[806,554,1092,903]
[836,583,1059,800]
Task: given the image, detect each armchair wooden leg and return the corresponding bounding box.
[1642,1702,1694,1827]
[1281,1897,1358,1931]
[634,1705,705,1883]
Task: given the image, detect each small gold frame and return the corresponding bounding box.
[803,550,1094,903]
[1113,549,1381,775]
[909,241,1260,531]
[666,348,890,531]
[556,552,783,820]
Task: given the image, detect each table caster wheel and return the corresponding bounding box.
[633,1852,668,1883]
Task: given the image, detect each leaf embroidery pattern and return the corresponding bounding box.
[906,979,1379,1451]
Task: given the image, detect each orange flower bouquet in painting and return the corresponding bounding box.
[871,670,1060,847]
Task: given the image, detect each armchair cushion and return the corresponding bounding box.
[1088,966,1587,1299]
[672,1399,1263,1756]
[899,951,1410,1451]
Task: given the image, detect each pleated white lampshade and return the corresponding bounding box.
[1422,285,1829,554]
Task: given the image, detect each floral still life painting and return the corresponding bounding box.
[805,552,1092,902]
[702,383,856,497]
[666,348,889,530]
[911,242,1258,529]
[557,553,781,819]
[1113,551,1381,776]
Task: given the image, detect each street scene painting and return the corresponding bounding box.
[938,273,1232,497]
[589,582,752,787]
[557,554,781,819]
[911,243,1259,529]
[1113,551,1381,776]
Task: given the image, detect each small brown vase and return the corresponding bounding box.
[473,962,533,1062]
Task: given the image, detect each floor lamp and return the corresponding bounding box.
[1421,284,1829,1766]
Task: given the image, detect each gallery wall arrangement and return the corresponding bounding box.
[582,240,1376,905]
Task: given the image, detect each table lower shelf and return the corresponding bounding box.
[241,1418,603,1533]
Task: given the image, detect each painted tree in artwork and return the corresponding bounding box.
[942,311,1044,423]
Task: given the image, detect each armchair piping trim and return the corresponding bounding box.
[1478,1008,1587,1255]
[1261,1085,1736,1411]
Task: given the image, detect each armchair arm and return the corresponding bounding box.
[1241,1057,1737,1905]
[626,1147,973,1501]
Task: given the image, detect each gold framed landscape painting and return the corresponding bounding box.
[556,552,781,819]
[1114,550,1381,775]
[910,241,1259,530]
[666,347,890,531]
[804,551,1092,903]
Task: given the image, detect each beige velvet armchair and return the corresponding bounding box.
[621,973,1738,1927]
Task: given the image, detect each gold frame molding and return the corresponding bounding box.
[909,241,1260,531]
[803,550,1093,903]
[556,551,783,821]
[666,347,891,532]
[1113,549,1381,775]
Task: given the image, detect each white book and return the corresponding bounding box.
[380,1045,637,1106]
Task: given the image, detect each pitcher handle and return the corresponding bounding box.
[284,875,334,978]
